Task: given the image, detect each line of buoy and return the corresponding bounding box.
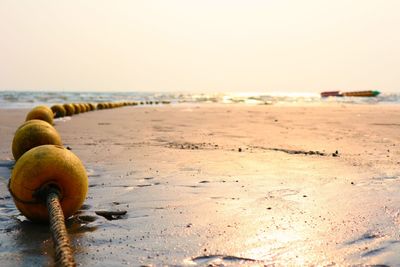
[9,103,91,266]
[49,100,168,118]
[8,100,170,265]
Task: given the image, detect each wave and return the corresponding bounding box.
[0,91,399,109]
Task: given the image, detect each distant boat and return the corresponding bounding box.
[321,90,380,97]
[341,90,380,97]
[320,91,341,97]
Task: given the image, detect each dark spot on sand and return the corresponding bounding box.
[137,184,153,188]
[77,215,97,223]
[199,180,210,184]
[167,142,220,150]
[183,185,200,188]
[80,204,92,210]
[251,146,329,156]
[95,210,127,220]
[190,255,258,265]
[361,246,387,257]
[345,232,382,246]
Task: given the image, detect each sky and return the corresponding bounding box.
[0,0,399,92]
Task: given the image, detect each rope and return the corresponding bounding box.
[46,191,76,267]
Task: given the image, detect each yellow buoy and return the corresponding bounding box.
[9,145,88,222]
[63,104,75,116]
[88,103,96,111]
[51,104,67,118]
[79,103,87,113]
[12,120,62,161]
[84,103,91,112]
[72,103,81,114]
[25,106,54,125]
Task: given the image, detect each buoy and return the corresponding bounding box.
[26,106,54,125]
[84,103,91,112]
[88,103,97,111]
[9,145,88,222]
[72,103,81,114]
[12,120,62,161]
[63,104,75,116]
[51,104,67,118]
[79,103,87,113]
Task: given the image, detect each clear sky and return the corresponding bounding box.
[1,0,399,92]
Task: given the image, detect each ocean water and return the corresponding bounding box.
[0,91,399,109]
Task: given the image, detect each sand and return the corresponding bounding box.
[1,103,400,266]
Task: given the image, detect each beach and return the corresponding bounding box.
[1,103,400,266]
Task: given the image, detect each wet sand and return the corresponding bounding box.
[1,103,400,266]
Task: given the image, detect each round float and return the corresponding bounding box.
[63,104,75,116]
[51,105,67,118]
[12,120,62,161]
[9,145,88,222]
[26,106,54,125]
[79,103,87,113]
[88,103,96,111]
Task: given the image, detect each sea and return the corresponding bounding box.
[0,91,399,109]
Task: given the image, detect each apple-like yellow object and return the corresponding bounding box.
[25,106,54,125]
[9,145,88,222]
[63,104,75,116]
[12,120,62,161]
[72,104,81,114]
[51,104,66,118]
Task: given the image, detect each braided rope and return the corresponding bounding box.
[46,191,76,267]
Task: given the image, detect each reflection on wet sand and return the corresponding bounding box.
[12,221,54,266]
[1,105,400,265]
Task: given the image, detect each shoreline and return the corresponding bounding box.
[1,103,400,265]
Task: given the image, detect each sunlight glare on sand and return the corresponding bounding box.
[244,229,301,257]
